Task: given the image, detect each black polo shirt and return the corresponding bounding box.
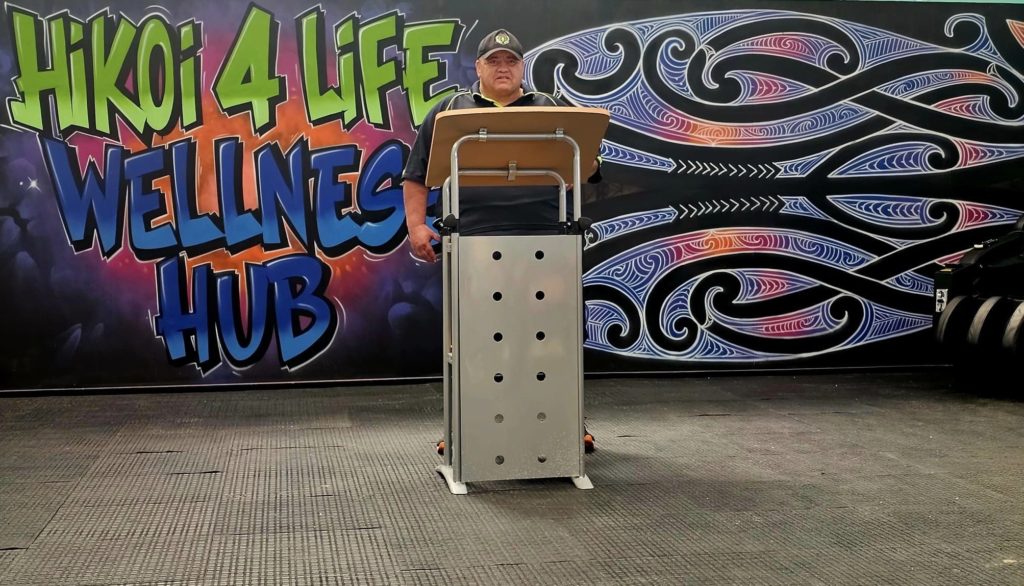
[402,81,599,235]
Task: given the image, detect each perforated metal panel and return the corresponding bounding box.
[453,235,582,483]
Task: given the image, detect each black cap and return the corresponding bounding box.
[477,29,524,60]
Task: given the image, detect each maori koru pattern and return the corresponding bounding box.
[580,200,1017,362]
[525,10,1024,176]
[525,11,1024,363]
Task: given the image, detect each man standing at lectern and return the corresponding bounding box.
[401,28,600,453]
[402,28,602,254]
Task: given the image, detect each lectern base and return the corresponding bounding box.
[572,475,595,490]
[436,465,595,494]
[436,465,468,495]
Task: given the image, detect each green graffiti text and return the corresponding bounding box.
[297,9,462,130]
[6,7,202,139]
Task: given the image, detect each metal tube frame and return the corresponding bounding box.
[447,130,581,222]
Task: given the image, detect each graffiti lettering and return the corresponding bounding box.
[297,8,463,129]
[6,6,202,139]
[7,4,462,138]
[212,6,284,135]
[154,254,337,373]
[6,3,457,376]
[41,136,418,260]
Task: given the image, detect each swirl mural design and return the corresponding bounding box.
[526,10,1024,175]
[526,9,1024,366]
[3,1,1024,388]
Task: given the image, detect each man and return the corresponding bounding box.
[402,28,600,453]
[402,29,602,260]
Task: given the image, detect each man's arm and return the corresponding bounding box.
[402,98,451,263]
[404,179,440,262]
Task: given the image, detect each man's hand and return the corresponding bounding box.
[409,223,441,262]
[404,179,439,262]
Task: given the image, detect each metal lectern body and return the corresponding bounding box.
[426,107,609,495]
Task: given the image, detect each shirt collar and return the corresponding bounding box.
[470,80,536,106]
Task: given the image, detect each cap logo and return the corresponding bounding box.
[495,32,510,45]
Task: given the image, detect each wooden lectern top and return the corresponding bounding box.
[424,106,610,188]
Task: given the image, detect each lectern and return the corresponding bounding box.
[426,106,610,495]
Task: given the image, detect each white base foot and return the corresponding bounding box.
[572,475,594,490]
[436,465,468,495]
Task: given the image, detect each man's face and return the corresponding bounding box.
[475,50,524,98]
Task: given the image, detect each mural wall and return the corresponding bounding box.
[1,1,1022,390]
